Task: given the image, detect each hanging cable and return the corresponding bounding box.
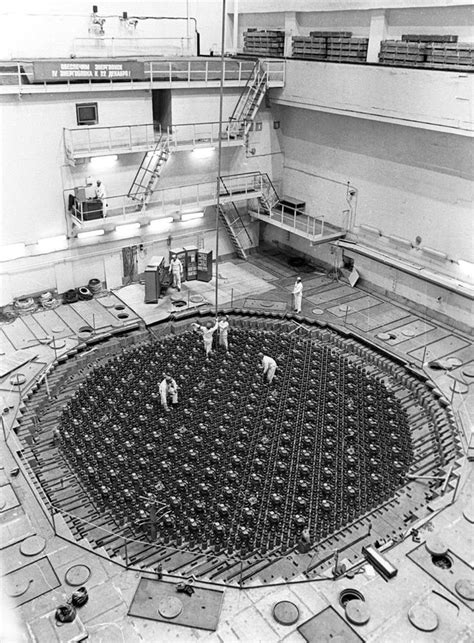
[214,0,226,317]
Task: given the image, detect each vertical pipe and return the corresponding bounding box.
[233,0,239,54]
[214,0,227,317]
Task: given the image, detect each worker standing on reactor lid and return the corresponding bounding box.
[169,254,184,291]
[159,374,178,411]
[192,320,218,358]
[218,314,230,352]
[258,352,277,384]
[292,276,303,313]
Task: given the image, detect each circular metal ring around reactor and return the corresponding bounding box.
[158,596,183,619]
[50,339,66,350]
[52,327,65,334]
[377,333,392,341]
[312,308,324,315]
[407,605,439,632]
[20,535,46,556]
[463,506,474,523]
[260,302,273,308]
[450,381,469,394]
[6,579,31,597]
[425,535,448,557]
[10,374,26,386]
[455,579,474,601]
[401,329,415,337]
[462,365,474,378]
[65,564,92,586]
[445,357,462,368]
[345,599,370,626]
[339,304,351,312]
[39,336,53,345]
[273,600,300,625]
[189,295,204,303]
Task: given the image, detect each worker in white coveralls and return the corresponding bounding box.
[258,352,277,384]
[218,314,230,352]
[94,179,108,217]
[192,320,218,358]
[292,276,303,313]
[169,254,184,291]
[159,374,178,411]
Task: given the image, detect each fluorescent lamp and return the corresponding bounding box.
[77,229,105,239]
[1,242,26,260]
[115,222,141,235]
[192,146,215,158]
[149,217,174,229]
[458,259,474,280]
[37,235,68,252]
[181,211,204,221]
[89,154,118,168]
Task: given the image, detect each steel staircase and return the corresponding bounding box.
[218,204,249,260]
[128,134,170,208]
[227,61,268,138]
[218,177,255,260]
[259,173,281,214]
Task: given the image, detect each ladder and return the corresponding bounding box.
[227,61,268,138]
[218,203,251,260]
[128,134,170,208]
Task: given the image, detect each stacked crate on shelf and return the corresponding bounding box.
[326,37,369,62]
[378,40,427,67]
[243,29,285,58]
[292,36,327,60]
[401,34,458,43]
[425,42,474,70]
[292,31,368,62]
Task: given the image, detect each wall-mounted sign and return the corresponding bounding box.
[33,60,145,82]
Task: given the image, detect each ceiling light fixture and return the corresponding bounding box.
[77,229,105,239]
[181,211,204,221]
[89,155,118,168]
[192,146,215,158]
[37,235,68,252]
[149,217,174,229]
[115,222,141,235]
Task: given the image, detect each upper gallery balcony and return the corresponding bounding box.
[0,58,285,94]
[63,121,248,164]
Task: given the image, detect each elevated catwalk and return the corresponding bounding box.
[1,251,473,642]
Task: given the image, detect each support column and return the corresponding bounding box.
[284,12,298,59]
[232,0,239,54]
[367,11,388,63]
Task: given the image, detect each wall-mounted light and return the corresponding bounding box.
[181,211,204,221]
[192,147,215,159]
[1,242,26,261]
[77,229,105,239]
[149,217,174,229]
[458,259,474,280]
[115,222,141,235]
[37,235,68,253]
[89,155,118,169]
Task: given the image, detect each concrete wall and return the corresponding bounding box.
[278,105,473,263]
[0,91,152,245]
[273,60,473,133]
[0,1,222,59]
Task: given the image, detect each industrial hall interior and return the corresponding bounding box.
[0,0,473,641]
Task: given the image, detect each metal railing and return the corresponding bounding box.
[67,171,266,224]
[64,123,160,159]
[0,58,284,93]
[64,120,247,161]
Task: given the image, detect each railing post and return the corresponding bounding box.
[205,60,208,84]
[188,60,191,83]
[129,125,132,150]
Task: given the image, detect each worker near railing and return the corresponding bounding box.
[94,179,108,217]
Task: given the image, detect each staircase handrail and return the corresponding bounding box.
[227,60,265,126]
[261,173,280,207]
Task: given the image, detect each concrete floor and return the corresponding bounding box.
[1,252,473,642]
